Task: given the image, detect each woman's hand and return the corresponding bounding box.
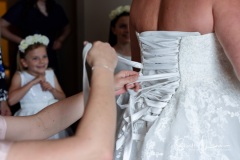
[0,101,12,116]
[87,41,117,71]
[114,70,140,95]
[52,40,62,50]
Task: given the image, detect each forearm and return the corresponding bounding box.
[8,82,34,106]
[1,27,22,44]
[5,93,84,141]
[34,93,84,139]
[75,68,116,158]
[7,137,84,160]
[4,116,36,141]
[0,101,11,116]
[50,88,66,100]
[56,25,71,43]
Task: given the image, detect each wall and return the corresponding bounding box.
[2,0,79,96]
[1,0,132,95]
[56,0,132,93]
[84,0,132,42]
[0,0,9,68]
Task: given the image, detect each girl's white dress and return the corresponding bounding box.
[15,69,70,139]
[115,31,240,160]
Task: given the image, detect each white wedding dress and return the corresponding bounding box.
[114,31,240,160]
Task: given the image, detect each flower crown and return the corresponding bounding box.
[19,34,49,53]
[109,5,130,20]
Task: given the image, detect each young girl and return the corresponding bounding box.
[1,0,70,80]
[108,5,132,74]
[8,34,69,139]
[0,41,140,160]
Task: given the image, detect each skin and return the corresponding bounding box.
[0,101,11,116]
[1,41,139,160]
[130,0,240,79]
[0,0,71,50]
[8,46,65,106]
[112,16,131,57]
[4,70,139,141]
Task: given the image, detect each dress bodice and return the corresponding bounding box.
[19,69,57,110]
[115,31,240,160]
[81,32,240,160]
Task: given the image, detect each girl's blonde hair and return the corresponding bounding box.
[17,34,49,71]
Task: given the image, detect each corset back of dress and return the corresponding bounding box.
[115,31,240,160]
[179,33,239,88]
[139,33,240,160]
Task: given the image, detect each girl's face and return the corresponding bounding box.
[112,16,130,44]
[21,46,49,76]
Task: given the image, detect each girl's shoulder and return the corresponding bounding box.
[14,71,24,77]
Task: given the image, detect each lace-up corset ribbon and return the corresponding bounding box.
[116,31,200,159]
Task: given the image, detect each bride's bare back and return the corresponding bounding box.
[130,0,214,34]
[130,0,240,78]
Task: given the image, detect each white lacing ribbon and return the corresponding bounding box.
[82,43,142,107]
[82,39,180,160]
[114,31,201,160]
[82,43,92,107]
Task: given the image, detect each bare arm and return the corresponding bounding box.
[0,18,22,44]
[45,74,66,100]
[8,72,33,106]
[73,46,116,159]
[5,92,84,141]
[5,42,117,160]
[0,101,12,116]
[52,24,71,50]
[213,0,240,80]
[8,72,46,106]
[4,70,138,141]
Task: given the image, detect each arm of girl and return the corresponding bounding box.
[5,42,117,160]
[45,74,66,100]
[4,70,138,141]
[0,101,12,116]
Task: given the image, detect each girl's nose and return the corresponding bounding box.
[39,58,46,63]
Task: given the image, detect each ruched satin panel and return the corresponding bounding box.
[115,31,200,160]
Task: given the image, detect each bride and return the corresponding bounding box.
[115,0,240,159]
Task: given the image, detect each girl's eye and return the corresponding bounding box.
[43,55,48,59]
[33,57,39,60]
[119,24,127,29]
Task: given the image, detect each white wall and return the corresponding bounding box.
[84,0,132,42]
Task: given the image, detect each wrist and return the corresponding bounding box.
[91,64,114,73]
[50,87,55,93]
[56,38,64,43]
[17,37,23,44]
[29,80,36,86]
